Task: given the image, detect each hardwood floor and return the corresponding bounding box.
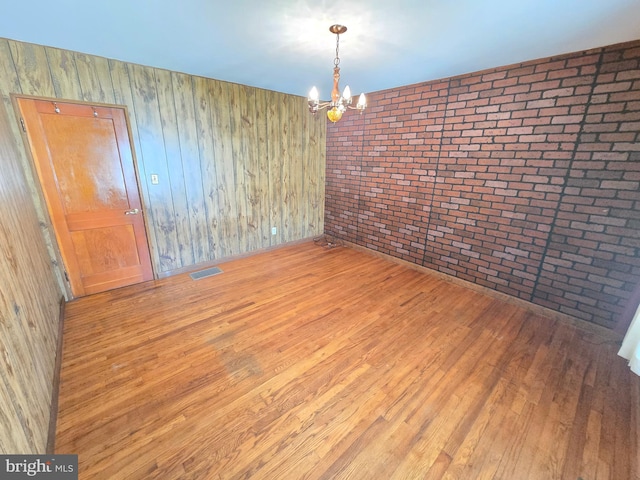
[55,242,640,479]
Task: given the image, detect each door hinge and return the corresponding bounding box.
[20,117,26,133]
[64,271,70,283]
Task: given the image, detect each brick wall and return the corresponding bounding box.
[324,40,640,330]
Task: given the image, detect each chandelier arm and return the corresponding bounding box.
[310,101,334,110]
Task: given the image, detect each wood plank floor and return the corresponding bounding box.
[55,242,640,479]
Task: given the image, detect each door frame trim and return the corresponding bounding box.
[10,94,155,298]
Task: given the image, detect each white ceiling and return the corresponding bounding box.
[1,0,640,99]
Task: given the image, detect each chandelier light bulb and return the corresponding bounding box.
[357,93,367,109]
[308,86,319,102]
[342,85,352,102]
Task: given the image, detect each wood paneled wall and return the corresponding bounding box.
[0,98,62,453]
[0,37,326,275]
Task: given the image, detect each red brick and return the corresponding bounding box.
[562,76,596,87]
[508,65,536,77]
[519,73,548,83]
[543,87,575,98]
[566,54,600,67]
[505,85,532,95]
[600,60,639,73]
[547,68,580,80]
[530,80,562,91]
[593,82,633,93]
[482,71,508,82]
[551,115,584,124]
[535,59,568,72]
[493,77,519,88]
[527,99,556,109]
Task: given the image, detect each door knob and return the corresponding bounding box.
[124,208,140,215]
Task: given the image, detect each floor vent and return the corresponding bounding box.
[190,266,223,280]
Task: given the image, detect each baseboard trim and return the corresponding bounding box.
[46,296,66,454]
[343,241,622,342]
[156,237,317,279]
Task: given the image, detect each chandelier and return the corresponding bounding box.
[308,25,367,123]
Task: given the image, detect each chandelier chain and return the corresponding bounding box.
[334,34,340,67]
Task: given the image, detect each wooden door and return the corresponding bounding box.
[16,97,153,297]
